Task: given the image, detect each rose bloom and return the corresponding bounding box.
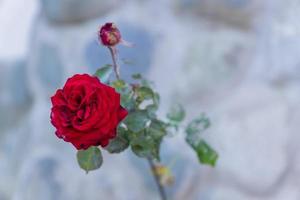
[99,22,121,46]
[50,74,128,150]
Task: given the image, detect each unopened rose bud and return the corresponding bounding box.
[99,22,121,47]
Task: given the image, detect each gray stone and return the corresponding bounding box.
[0,61,32,133]
[40,0,119,24]
[36,44,64,91]
[173,0,262,29]
[2,0,300,199]
[172,27,254,104]
[250,0,300,83]
[209,83,289,191]
[26,16,85,98]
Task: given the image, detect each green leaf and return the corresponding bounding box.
[146,104,158,119]
[132,73,142,79]
[141,79,152,87]
[94,65,113,83]
[131,132,161,160]
[137,86,154,100]
[186,114,210,136]
[131,143,160,161]
[167,103,185,123]
[185,114,217,166]
[148,119,167,140]
[153,93,160,106]
[121,92,135,111]
[190,140,218,167]
[105,127,129,153]
[124,110,149,132]
[129,120,166,161]
[77,146,103,173]
[111,80,126,91]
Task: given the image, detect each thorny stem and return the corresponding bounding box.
[107,45,167,200]
[148,158,167,200]
[108,46,121,80]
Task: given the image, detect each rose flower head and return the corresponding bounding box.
[98,22,121,47]
[50,74,128,150]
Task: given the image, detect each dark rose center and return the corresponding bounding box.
[68,90,84,110]
[76,105,91,120]
[60,106,72,127]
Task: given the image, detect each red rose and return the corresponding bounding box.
[50,74,128,150]
[99,22,121,46]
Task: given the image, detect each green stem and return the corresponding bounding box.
[147,158,167,200]
[107,45,166,200]
[108,47,121,80]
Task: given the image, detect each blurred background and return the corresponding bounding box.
[1,0,300,199]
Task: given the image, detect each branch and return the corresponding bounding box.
[147,158,167,200]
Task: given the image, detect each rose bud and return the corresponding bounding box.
[99,22,121,47]
[50,74,128,150]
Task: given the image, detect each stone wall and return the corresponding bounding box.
[0,0,300,199]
